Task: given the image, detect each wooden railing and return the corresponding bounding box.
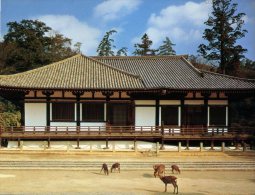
[0,125,254,138]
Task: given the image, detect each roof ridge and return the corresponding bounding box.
[84,54,143,80]
[202,70,255,82]
[180,56,204,77]
[92,55,188,60]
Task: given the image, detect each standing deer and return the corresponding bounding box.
[171,164,181,174]
[159,175,178,194]
[153,164,165,178]
[111,163,120,173]
[100,163,109,175]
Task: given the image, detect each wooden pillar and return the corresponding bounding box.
[76,95,81,127]
[180,98,185,130]
[72,91,84,127]
[155,99,159,126]
[42,90,54,128]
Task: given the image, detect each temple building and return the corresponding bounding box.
[0,54,254,148]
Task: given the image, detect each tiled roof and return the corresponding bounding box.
[0,54,254,91]
[0,54,144,90]
[93,56,255,90]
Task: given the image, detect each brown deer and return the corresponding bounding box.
[171,164,181,174]
[159,175,178,194]
[100,163,109,175]
[153,164,165,178]
[111,163,120,173]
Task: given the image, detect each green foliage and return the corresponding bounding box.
[116,47,128,56]
[3,19,77,73]
[133,33,157,56]
[0,112,21,128]
[0,98,21,128]
[198,0,247,76]
[157,37,176,55]
[97,30,117,56]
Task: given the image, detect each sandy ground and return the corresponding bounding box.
[0,170,254,195]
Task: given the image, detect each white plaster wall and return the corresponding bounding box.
[135,107,156,126]
[80,122,106,127]
[25,103,46,126]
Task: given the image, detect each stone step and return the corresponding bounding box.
[0,161,254,170]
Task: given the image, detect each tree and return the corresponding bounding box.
[97,30,117,56]
[157,37,176,55]
[3,19,77,73]
[116,47,128,56]
[133,33,157,56]
[198,0,247,75]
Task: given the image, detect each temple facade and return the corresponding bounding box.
[0,54,254,146]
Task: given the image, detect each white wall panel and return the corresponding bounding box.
[135,107,155,126]
[25,103,46,126]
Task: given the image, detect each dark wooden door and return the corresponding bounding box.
[108,103,133,126]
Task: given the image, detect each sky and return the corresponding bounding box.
[1,0,255,60]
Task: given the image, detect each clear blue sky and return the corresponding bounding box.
[1,0,254,60]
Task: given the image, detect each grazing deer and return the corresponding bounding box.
[100,163,109,175]
[159,175,178,194]
[171,164,181,174]
[153,164,165,178]
[111,163,120,173]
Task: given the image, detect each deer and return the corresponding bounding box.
[171,164,181,174]
[153,164,165,178]
[100,163,109,175]
[159,175,178,194]
[111,162,120,173]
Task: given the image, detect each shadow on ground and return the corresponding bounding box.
[143,173,154,178]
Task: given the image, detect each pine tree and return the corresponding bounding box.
[133,33,157,56]
[97,30,117,56]
[157,37,176,55]
[198,0,247,75]
[116,47,128,56]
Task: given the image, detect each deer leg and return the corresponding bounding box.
[165,184,167,192]
[173,182,178,194]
